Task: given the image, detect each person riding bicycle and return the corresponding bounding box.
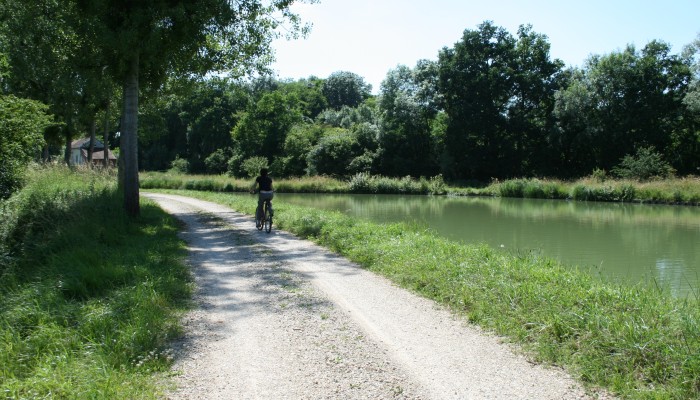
[251,168,273,222]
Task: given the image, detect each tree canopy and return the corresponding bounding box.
[2,13,698,189]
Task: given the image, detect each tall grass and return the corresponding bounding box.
[141,171,447,195]
[1,165,191,399]
[156,189,700,399]
[142,172,700,206]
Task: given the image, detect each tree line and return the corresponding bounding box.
[2,8,700,207]
[140,22,700,182]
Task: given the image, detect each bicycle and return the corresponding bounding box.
[256,197,273,233]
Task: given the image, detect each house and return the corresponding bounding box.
[70,137,117,167]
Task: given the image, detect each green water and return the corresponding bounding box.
[277,193,700,298]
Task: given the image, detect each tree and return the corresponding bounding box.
[74,0,311,216]
[552,69,598,176]
[378,64,439,176]
[276,123,325,176]
[231,91,303,164]
[673,34,700,175]
[437,21,517,180]
[182,78,248,172]
[0,95,52,199]
[554,42,692,174]
[306,128,357,176]
[437,22,564,180]
[278,77,328,119]
[322,71,372,110]
[508,25,564,176]
[0,0,105,166]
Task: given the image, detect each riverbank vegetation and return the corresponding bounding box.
[0,166,191,398]
[141,171,700,205]
[151,189,700,399]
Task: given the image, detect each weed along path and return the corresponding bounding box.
[145,193,601,400]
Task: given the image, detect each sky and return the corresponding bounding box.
[270,0,700,93]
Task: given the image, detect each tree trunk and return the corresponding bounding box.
[103,98,110,168]
[122,54,140,217]
[88,116,96,165]
[64,118,72,166]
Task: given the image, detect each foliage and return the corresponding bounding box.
[275,123,324,177]
[4,10,700,188]
[168,156,190,174]
[204,147,231,174]
[0,166,191,398]
[0,95,52,199]
[306,128,357,176]
[241,156,268,178]
[347,173,446,195]
[611,146,676,181]
[378,64,440,176]
[496,179,566,199]
[231,91,303,163]
[437,22,564,180]
[591,168,608,182]
[554,42,693,176]
[141,171,700,205]
[321,71,372,110]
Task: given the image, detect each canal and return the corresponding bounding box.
[277,193,700,298]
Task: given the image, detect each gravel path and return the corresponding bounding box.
[145,193,604,400]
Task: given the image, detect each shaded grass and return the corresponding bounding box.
[1,166,192,399]
[156,189,700,399]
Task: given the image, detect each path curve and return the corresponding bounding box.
[145,193,603,400]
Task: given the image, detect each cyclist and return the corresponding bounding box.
[251,167,274,224]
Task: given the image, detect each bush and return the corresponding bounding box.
[612,146,675,181]
[204,148,230,174]
[169,156,189,174]
[427,174,447,195]
[0,95,52,199]
[591,168,607,182]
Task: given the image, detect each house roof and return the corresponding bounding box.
[71,137,106,150]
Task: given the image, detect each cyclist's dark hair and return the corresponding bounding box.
[260,168,268,176]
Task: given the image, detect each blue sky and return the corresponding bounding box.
[271,0,700,93]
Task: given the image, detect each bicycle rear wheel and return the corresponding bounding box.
[256,207,263,230]
[264,202,272,233]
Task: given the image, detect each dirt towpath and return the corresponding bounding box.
[145,193,601,400]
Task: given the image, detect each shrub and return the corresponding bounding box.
[428,174,446,195]
[612,146,675,181]
[348,172,374,193]
[204,148,230,174]
[0,95,52,199]
[591,168,607,182]
[169,156,189,174]
[498,179,526,197]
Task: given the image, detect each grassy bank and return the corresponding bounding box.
[140,172,700,205]
[1,166,191,398]
[151,189,699,399]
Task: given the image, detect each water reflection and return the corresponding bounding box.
[277,193,700,298]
